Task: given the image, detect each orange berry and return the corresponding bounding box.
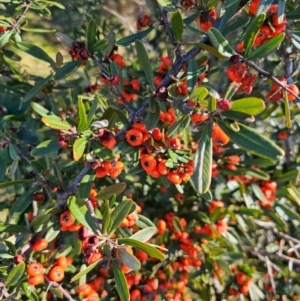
[152,127,162,141]
[157,219,167,235]
[167,172,182,185]
[32,238,48,252]
[140,154,157,172]
[55,255,68,270]
[48,266,65,282]
[98,129,116,150]
[130,289,142,301]
[227,63,247,82]
[109,161,125,178]
[59,210,74,228]
[92,276,105,292]
[287,84,299,101]
[191,113,209,124]
[27,262,44,277]
[28,274,45,286]
[77,284,92,296]
[126,128,144,146]
[96,167,108,178]
[212,124,230,145]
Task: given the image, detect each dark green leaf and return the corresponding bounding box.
[145,0,160,18]
[218,121,284,162]
[103,32,116,59]
[17,42,56,67]
[171,11,183,42]
[0,148,7,180]
[0,179,33,189]
[275,203,300,222]
[135,214,157,229]
[96,183,127,200]
[70,259,102,283]
[247,33,285,60]
[261,207,287,231]
[117,27,154,46]
[187,58,198,92]
[243,14,266,56]
[54,60,82,81]
[87,20,97,52]
[91,38,109,52]
[192,123,212,194]
[117,238,165,260]
[102,200,111,235]
[135,40,155,91]
[77,97,88,132]
[31,139,61,157]
[108,200,133,236]
[0,223,29,233]
[22,74,53,102]
[207,28,236,58]
[219,0,241,32]
[118,248,141,270]
[41,116,72,130]
[5,262,25,287]
[112,262,129,301]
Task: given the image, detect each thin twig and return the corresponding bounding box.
[46,277,77,301]
[265,256,276,294]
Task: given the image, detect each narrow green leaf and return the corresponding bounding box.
[77,97,88,132]
[0,148,7,180]
[78,170,96,200]
[230,97,265,116]
[5,262,25,287]
[118,248,141,270]
[41,116,72,130]
[256,0,274,15]
[219,0,241,32]
[167,114,191,138]
[22,74,52,102]
[192,123,212,194]
[117,27,153,46]
[218,121,284,162]
[190,86,209,102]
[187,58,198,92]
[156,0,176,11]
[0,31,12,48]
[31,102,50,116]
[91,38,109,52]
[207,28,236,58]
[243,14,266,56]
[70,259,102,283]
[9,144,19,161]
[171,11,183,42]
[196,43,225,60]
[96,183,127,200]
[112,262,130,301]
[0,179,33,189]
[0,223,28,233]
[247,33,285,60]
[102,200,111,235]
[103,32,116,59]
[135,214,157,229]
[86,97,99,127]
[67,196,99,233]
[145,0,160,18]
[117,238,165,260]
[135,40,155,91]
[283,91,292,128]
[130,227,157,242]
[276,203,300,222]
[10,188,36,220]
[261,207,287,231]
[54,60,82,81]
[31,139,61,157]
[21,28,56,33]
[17,42,56,67]
[87,20,97,52]
[108,200,133,236]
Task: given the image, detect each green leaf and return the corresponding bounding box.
[0,31,12,48]
[77,97,88,132]
[283,91,292,128]
[5,262,25,287]
[230,97,265,116]
[31,139,61,157]
[261,207,287,232]
[135,214,157,229]
[117,238,165,260]
[145,100,159,130]
[70,259,102,283]
[219,0,241,32]
[31,102,50,116]
[130,227,157,242]
[135,40,155,91]
[218,121,284,162]
[247,33,285,60]
[78,170,96,200]
[145,0,160,18]
[9,188,36,221]
[243,14,266,57]
[118,248,141,270]
[96,183,127,200]
[117,27,154,46]
[21,28,56,33]
[67,196,99,233]
[41,116,72,130]
[103,32,116,59]
[275,203,300,223]
[22,74,53,102]
[0,179,33,189]
[187,58,198,92]
[0,223,28,233]
[171,11,183,42]
[192,123,212,194]
[190,86,209,102]
[108,200,133,236]
[112,262,129,301]
[86,97,99,127]
[156,0,176,12]
[256,0,274,15]
[207,28,236,58]
[167,114,191,138]
[0,148,8,180]
[17,42,56,67]
[91,38,109,52]
[87,20,97,52]
[9,144,19,161]
[102,200,111,235]
[54,60,82,81]
[196,43,225,60]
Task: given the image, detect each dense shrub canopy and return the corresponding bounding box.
[0,0,300,300]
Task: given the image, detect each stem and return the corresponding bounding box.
[46,277,77,301]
